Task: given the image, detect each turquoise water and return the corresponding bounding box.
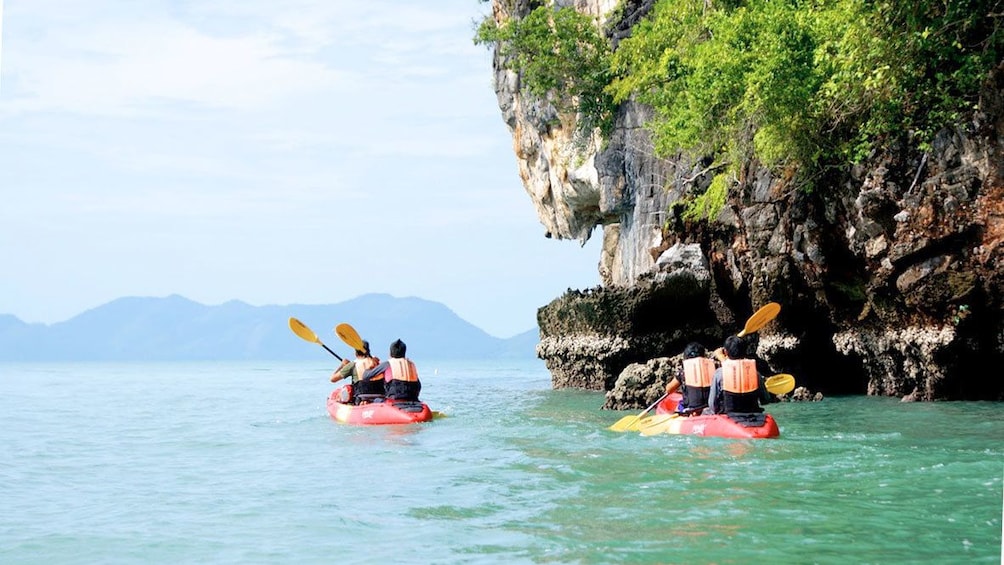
[1,360,1001,564]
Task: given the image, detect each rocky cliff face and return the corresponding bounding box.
[487,0,1004,403]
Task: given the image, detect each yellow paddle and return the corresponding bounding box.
[334,322,365,352]
[288,317,344,361]
[608,394,667,432]
[765,373,796,395]
[638,413,679,436]
[737,302,781,337]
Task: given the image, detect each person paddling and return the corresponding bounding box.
[363,339,422,401]
[664,342,715,415]
[330,340,384,404]
[708,336,771,416]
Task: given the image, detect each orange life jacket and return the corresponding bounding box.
[681,357,714,412]
[683,357,715,388]
[722,359,759,393]
[388,358,418,382]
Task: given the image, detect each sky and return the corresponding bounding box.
[0,0,602,338]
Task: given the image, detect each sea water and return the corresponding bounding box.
[1,360,1001,564]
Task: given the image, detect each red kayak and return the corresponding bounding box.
[640,393,780,439]
[326,386,433,425]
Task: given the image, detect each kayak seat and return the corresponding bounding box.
[392,401,426,413]
[355,394,386,404]
[726,412,768,427]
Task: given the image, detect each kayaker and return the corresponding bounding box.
[664,342,714,415]
[331,340,384,403]
[708,336,771,415]
[363,339,422,401]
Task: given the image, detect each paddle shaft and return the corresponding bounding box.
[638,393,667,419]
[319,343,344,362]
[288,317,344,361]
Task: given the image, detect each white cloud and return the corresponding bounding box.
[5,20,346,116]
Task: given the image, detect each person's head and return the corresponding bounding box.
[683,342,706,359]
[389,339,407,358]
[355,340,371,358]
[723,335,744,359]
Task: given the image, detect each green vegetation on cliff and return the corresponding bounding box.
[475,4,616,138]
[476,0,1002,218]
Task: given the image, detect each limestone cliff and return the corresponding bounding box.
[486,0,1003,403]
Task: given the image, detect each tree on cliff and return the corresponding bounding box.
[475,0,1002,219]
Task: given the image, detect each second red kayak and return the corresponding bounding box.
[640,393,780,439]
[326,386,433,425]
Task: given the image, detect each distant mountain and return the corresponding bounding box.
[0,294,541,361]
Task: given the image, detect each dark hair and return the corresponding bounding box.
[355,340,370,357]
[723,335,744,359]
[390,339,406,358]
[683,342,706,359]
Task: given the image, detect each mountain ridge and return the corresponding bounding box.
[0,294,540,361]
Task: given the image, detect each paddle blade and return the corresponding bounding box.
[335,323,365,352]
[289,317,321,344]
[738,302,781,337]
[608,415,643,432]
[608,393,669,432]
[639,414,678,436]
[765,373,796,395]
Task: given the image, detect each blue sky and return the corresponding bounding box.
[0,0,601,338]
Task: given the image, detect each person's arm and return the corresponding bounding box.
[708,370,722,414]
[363,361,389,380]
[665,376,681,395]
[758,372,773,404]
[331,359,352,382]
[754,356,776,377]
